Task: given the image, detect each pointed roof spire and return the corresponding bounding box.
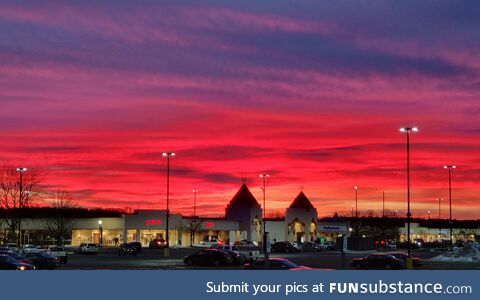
[228,183,259,207]
[289,191,314,209]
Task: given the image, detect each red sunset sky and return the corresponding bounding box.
[1,1,479,219]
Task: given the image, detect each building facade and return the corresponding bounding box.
[1,183,478,246]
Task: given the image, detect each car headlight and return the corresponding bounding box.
[18,265,26,271]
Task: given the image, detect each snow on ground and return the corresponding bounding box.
[431,243,480,262]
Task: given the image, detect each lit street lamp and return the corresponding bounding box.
[444,165,456,252]
[98,220,103,246]
[259,173,270,269]
[16,167,28,245]
[399,126,418,257]
[162,152,175,255]
[427,210,431,220]
[192,189,199,217]
[354,186,358,218]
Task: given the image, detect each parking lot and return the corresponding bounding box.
[58,247,479,270]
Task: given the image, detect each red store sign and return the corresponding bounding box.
[145,219,162,226]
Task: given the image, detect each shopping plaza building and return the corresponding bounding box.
[1,183,479,246]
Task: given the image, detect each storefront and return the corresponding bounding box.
[122,210,239,247]
[71,217,124,246]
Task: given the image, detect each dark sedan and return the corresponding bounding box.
[149,238,166,249]
[118,243,138,256]
[22,252,60,270]
[0,254,35,270]
[244,258,311,270]
[271,242,298,253]
[351,253,403,270]
[184,249,233,266]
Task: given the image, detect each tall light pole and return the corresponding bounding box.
[351,205,354,218]
[16,167,28,245]
[192,189,199,217]
[259,173,269,269]
[98,220,103,246]
[437,198,443,239]
[427,210,431,220]
[444,165,456,251]
[437,198,442,219]
[382,191,386,218]
[354,186,358,218]
[162,152,175,255]
[399,126,418,257]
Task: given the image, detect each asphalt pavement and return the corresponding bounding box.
[58,247,479,270]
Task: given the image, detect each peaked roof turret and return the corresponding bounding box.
[289,191,315,209]
[228,183,259,207]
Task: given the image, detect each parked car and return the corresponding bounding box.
[271,242,298,253]
[302,242,321,252]
[5,243,21,253]
[149,238,166,249]
[214,245,259,261]
[23,244,47,253]
[0,254,35,270]
[396,241,420,250]
[118,243,138,256]
[79,243,99,255]
[47,246,68,263]
[387,252,423,266]
[200,239,223,248]
[21,252,60,270]
[183,249,233,266]
[0,247,14,254]
[351,253,403,270]
[233,240,256,247]
[292,241,304,251]
[217,249,245,265]
[243,258,311,270]
[320,241,336,250]
[128,242,143,253]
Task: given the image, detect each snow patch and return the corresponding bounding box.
[431,243,480,262]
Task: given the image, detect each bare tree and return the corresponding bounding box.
[182,219,203,246]
[45,191,76,246]
[0,166,41,244]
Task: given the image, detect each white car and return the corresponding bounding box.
[23,244,45,253]
[200,239,221,248]
[47,246,68,263]
[79,243,99,255]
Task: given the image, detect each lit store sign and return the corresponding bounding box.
[204,222,214,228]
[145,219,162,226]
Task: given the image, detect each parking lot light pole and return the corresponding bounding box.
[444,165,456,251]
[399,126,418,258]
[437,198,443,239]
[259,174,270,269]
[382,191,386,217]
[354,186,358,218]
[16,167,28,245]
[162,152,175,257]
[193,189,199,217]
[98,220,103,246]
